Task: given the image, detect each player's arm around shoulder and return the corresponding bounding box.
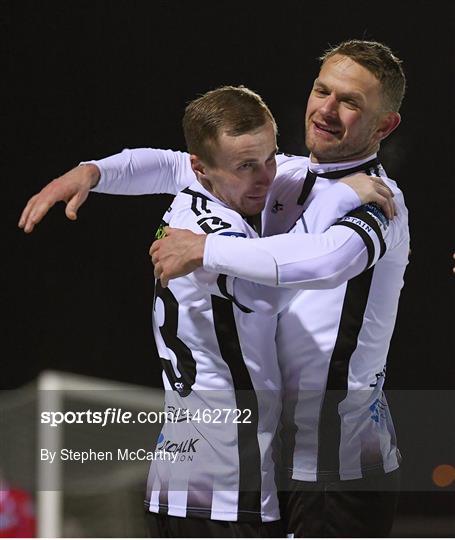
[331,175,409,277]
[157,193,296,315]
[180,196,298,316]
[157,191,252,294]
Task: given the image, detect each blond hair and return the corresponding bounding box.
[183,85,277,166]
[320,40,406,111]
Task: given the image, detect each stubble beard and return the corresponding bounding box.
[306,130,377,164]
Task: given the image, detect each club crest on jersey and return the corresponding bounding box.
[197,216,232,234]
[271,200,284,213]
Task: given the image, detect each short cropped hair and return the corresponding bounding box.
[320,40,406,112]
[183,85,277,166]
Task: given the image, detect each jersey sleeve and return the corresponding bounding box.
[302,181,361,233]
[83,148,195,195]
[168,200,297,315]
[203,203,397,289]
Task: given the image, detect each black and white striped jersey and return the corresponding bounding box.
[270,156,409,482]
[146,176,376,521]
[203,155,410,481]
[91,149,409,482]
[147,181,284,523]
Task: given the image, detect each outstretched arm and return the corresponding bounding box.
[18,148,193,233]
[151,175,396,288]
[89,148,193,195]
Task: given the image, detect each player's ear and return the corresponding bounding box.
[375,111,401,142]
[190,154,207,182]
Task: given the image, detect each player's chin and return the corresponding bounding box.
[308,140,343,162]
[243,198,266,216]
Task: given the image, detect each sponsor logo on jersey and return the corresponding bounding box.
[156,436,199,461]
[369,398,387,423]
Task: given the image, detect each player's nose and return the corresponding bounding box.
[319,93,339,118]
[256,165,275,187]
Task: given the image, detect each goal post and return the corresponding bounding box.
[34,370,164,537]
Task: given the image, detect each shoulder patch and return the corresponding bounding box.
[363,203,389,230]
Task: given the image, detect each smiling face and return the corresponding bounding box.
[192,120,277,216]
[305,54,400,163]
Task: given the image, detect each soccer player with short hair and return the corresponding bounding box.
[19,40,409,537]
[145,85,391,538]
[150,41,409,538]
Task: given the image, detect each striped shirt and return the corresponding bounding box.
[147,181,283,522]
[205,154,409,481]
[91,149,409,483]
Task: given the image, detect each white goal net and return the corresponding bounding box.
[0,370,164,537]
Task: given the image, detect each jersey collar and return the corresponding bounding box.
[308,153,378,177]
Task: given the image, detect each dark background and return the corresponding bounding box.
[4,0,454,533]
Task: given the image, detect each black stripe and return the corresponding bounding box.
[186,475,214,519]
[297,170,317,205]
[246,213,262,236]
[216,275,253,314]
[348,206,387,259]
[316,268,375,481]
[314,157,381,179]
[334,221,375,270]
[211,296,262,521]
[279,395,299,478]
[297,158,382,205]
[158,478,169,515]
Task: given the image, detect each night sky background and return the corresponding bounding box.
[4,0,454,530]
